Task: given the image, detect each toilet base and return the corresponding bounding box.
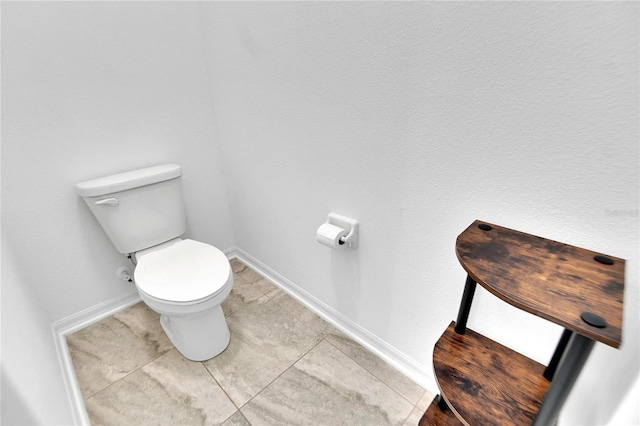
[159,305,230,361]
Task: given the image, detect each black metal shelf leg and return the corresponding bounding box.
[454,275,477,335]
[544,329,573,381]
[436,394,449,411]
[533,333,595,425]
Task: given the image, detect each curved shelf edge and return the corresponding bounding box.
[419,396,463,426]
[433,322,550,425]
[455,220,624,348]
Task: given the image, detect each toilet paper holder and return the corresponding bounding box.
[326,212,359,249]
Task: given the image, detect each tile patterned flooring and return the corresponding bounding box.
[67,259,433,425]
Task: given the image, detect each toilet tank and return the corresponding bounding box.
[76,164,187,254]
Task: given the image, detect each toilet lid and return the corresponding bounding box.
[134,239,231,303]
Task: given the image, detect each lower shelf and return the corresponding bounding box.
[433,322,551,425]
[419,396,462,426]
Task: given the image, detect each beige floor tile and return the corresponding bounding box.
[267,288,335,335]
[404,390,436,426]
[204,296,322,407]
[242,340,414,426]
[86,349,237,426]
[69,261,433,426]
[326,331,426,405]
[66,302,173,398]
[252,276,279,295]
[230,260,264,284]
[222,273,265,316]
[221,411,251,426]
[230,260,278,295]
[229,258,245,274]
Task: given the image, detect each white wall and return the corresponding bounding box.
[2,1,233,322]
[609,374,640,425]
[1,237,72,425]
[2,2,638,425]
[1,2,233,423]
[201,2,638,425]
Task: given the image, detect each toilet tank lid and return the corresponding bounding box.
[76,164,182,197]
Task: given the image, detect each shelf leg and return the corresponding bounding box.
[533,333,595,426]
[436,394,448,411]
[454,275,477,334]
[544,329,573,381]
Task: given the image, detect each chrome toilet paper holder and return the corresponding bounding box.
[327,212,359,249]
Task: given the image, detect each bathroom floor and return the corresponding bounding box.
[67,259,433,426]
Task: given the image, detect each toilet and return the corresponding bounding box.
[76,164,233,361]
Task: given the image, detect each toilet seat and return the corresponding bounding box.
[134,239,231,304]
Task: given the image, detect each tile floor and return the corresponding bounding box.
[67,259,433,425]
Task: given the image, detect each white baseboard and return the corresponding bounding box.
[53,249,436,425]
[52,290,141,426]
[227,247,437,393]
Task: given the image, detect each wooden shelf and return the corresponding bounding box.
[433,322,550,425]
[456,220,625,348]
[425,220,626,425]
[419,396,462,426]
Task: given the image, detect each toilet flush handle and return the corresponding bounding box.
[95,197,119,207]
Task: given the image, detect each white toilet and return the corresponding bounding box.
[76,164,233,361]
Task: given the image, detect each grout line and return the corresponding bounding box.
[220,262,329,415]
[201,361,244,414]
[240,335,326,413]
[239,260,425,408]
[232,265,418,422]
[233,260,421,409]
[72,256,427,425]
[324,337,422,409]
[83,347,175,401]
[237,260,427,417]
[230,249,436,392]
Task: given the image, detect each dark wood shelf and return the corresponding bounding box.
[433,322,551,425]
[419,396,462,426]
[426,220,626,424]
[456,220,625,348]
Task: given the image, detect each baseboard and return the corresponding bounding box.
[227,247,437,393]
[52,290,141,425]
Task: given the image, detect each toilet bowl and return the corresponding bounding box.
[134,239,233,361]
[76,164,234,362]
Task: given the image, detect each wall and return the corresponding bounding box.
[201,2,639,425]
[2,2,638,425]
[1,2,233,423]
[1,237,72,425]
[609,374,640,425]
[2,1,233,323]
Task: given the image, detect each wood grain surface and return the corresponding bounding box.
[456,220,625,347]
[419,396,463,426]
[433,322,550,425]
